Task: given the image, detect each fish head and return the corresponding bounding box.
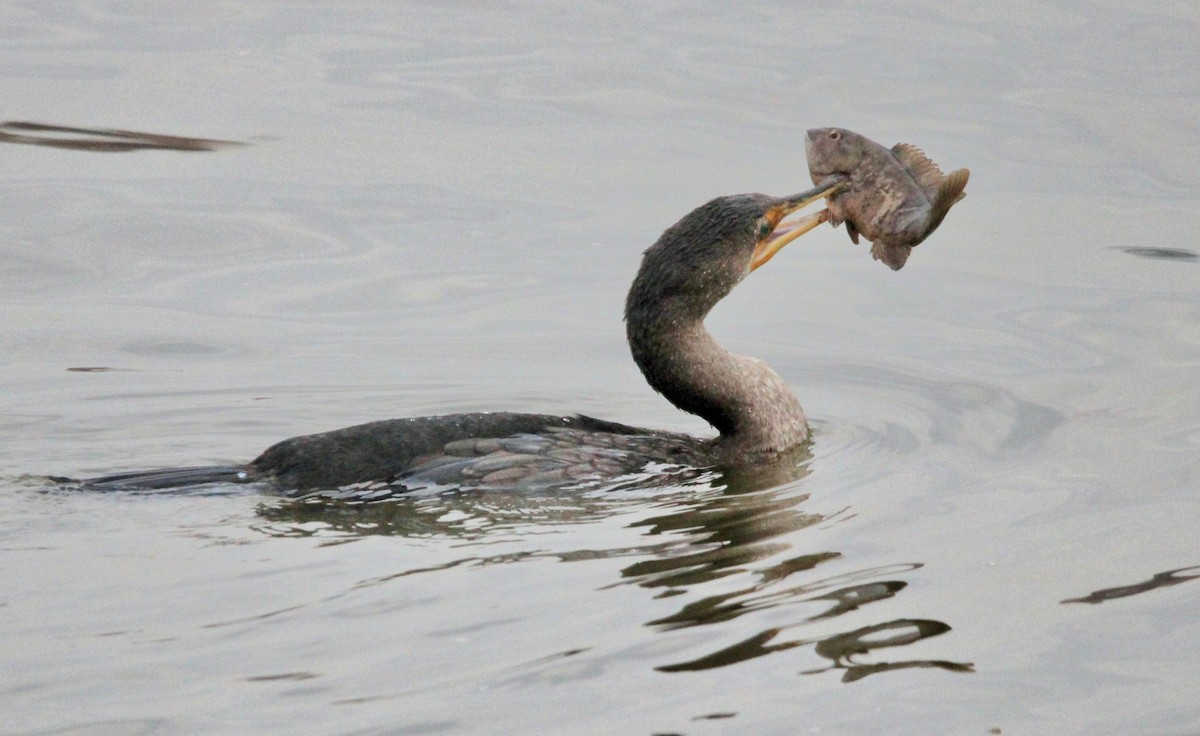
[805,127,874,186]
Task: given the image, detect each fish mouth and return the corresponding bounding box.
[750,180,845,271]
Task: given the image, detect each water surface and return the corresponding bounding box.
[2,2,1198,734]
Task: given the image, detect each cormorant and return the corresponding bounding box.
[69,182,841,496]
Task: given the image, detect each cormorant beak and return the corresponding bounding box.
[750,180,845,271]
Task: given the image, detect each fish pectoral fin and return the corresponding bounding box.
[892,142,948,197]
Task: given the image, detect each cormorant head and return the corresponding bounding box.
[626,181,843,324]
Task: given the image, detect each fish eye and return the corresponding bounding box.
[755,218,773,239]
[829,130,842,140]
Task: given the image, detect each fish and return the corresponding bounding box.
[805,127,969,270]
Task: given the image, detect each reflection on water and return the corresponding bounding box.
[253,486,628,539]
[253,448,967,681]
[252,467,725,538]
[0,121,244,152]
[1061,565,1200,605]
[618,471,829,592]
[805,619,974,683]
[252,446,814,538]
[657,616,972,684]
[651,555,972,682]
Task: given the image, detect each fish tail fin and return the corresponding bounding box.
[936,168,970,210]
[55,465,255,492]
[923,168,969,236]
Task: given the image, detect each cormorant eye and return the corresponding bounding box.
[755,218,773,239]
[829,130,842,141]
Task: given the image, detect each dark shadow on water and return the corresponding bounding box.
[0,121,245,153]
[1114,246,1198,262]
[1061,565,1200,604]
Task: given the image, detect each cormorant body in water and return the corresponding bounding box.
[70,183,841,496]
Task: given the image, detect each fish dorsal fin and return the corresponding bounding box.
[891,142,948,198]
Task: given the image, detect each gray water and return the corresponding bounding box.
[3,2,1199,734]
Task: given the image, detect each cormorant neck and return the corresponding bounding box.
[624,266,808,463]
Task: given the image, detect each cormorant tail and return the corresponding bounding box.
[56,465,254,491]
